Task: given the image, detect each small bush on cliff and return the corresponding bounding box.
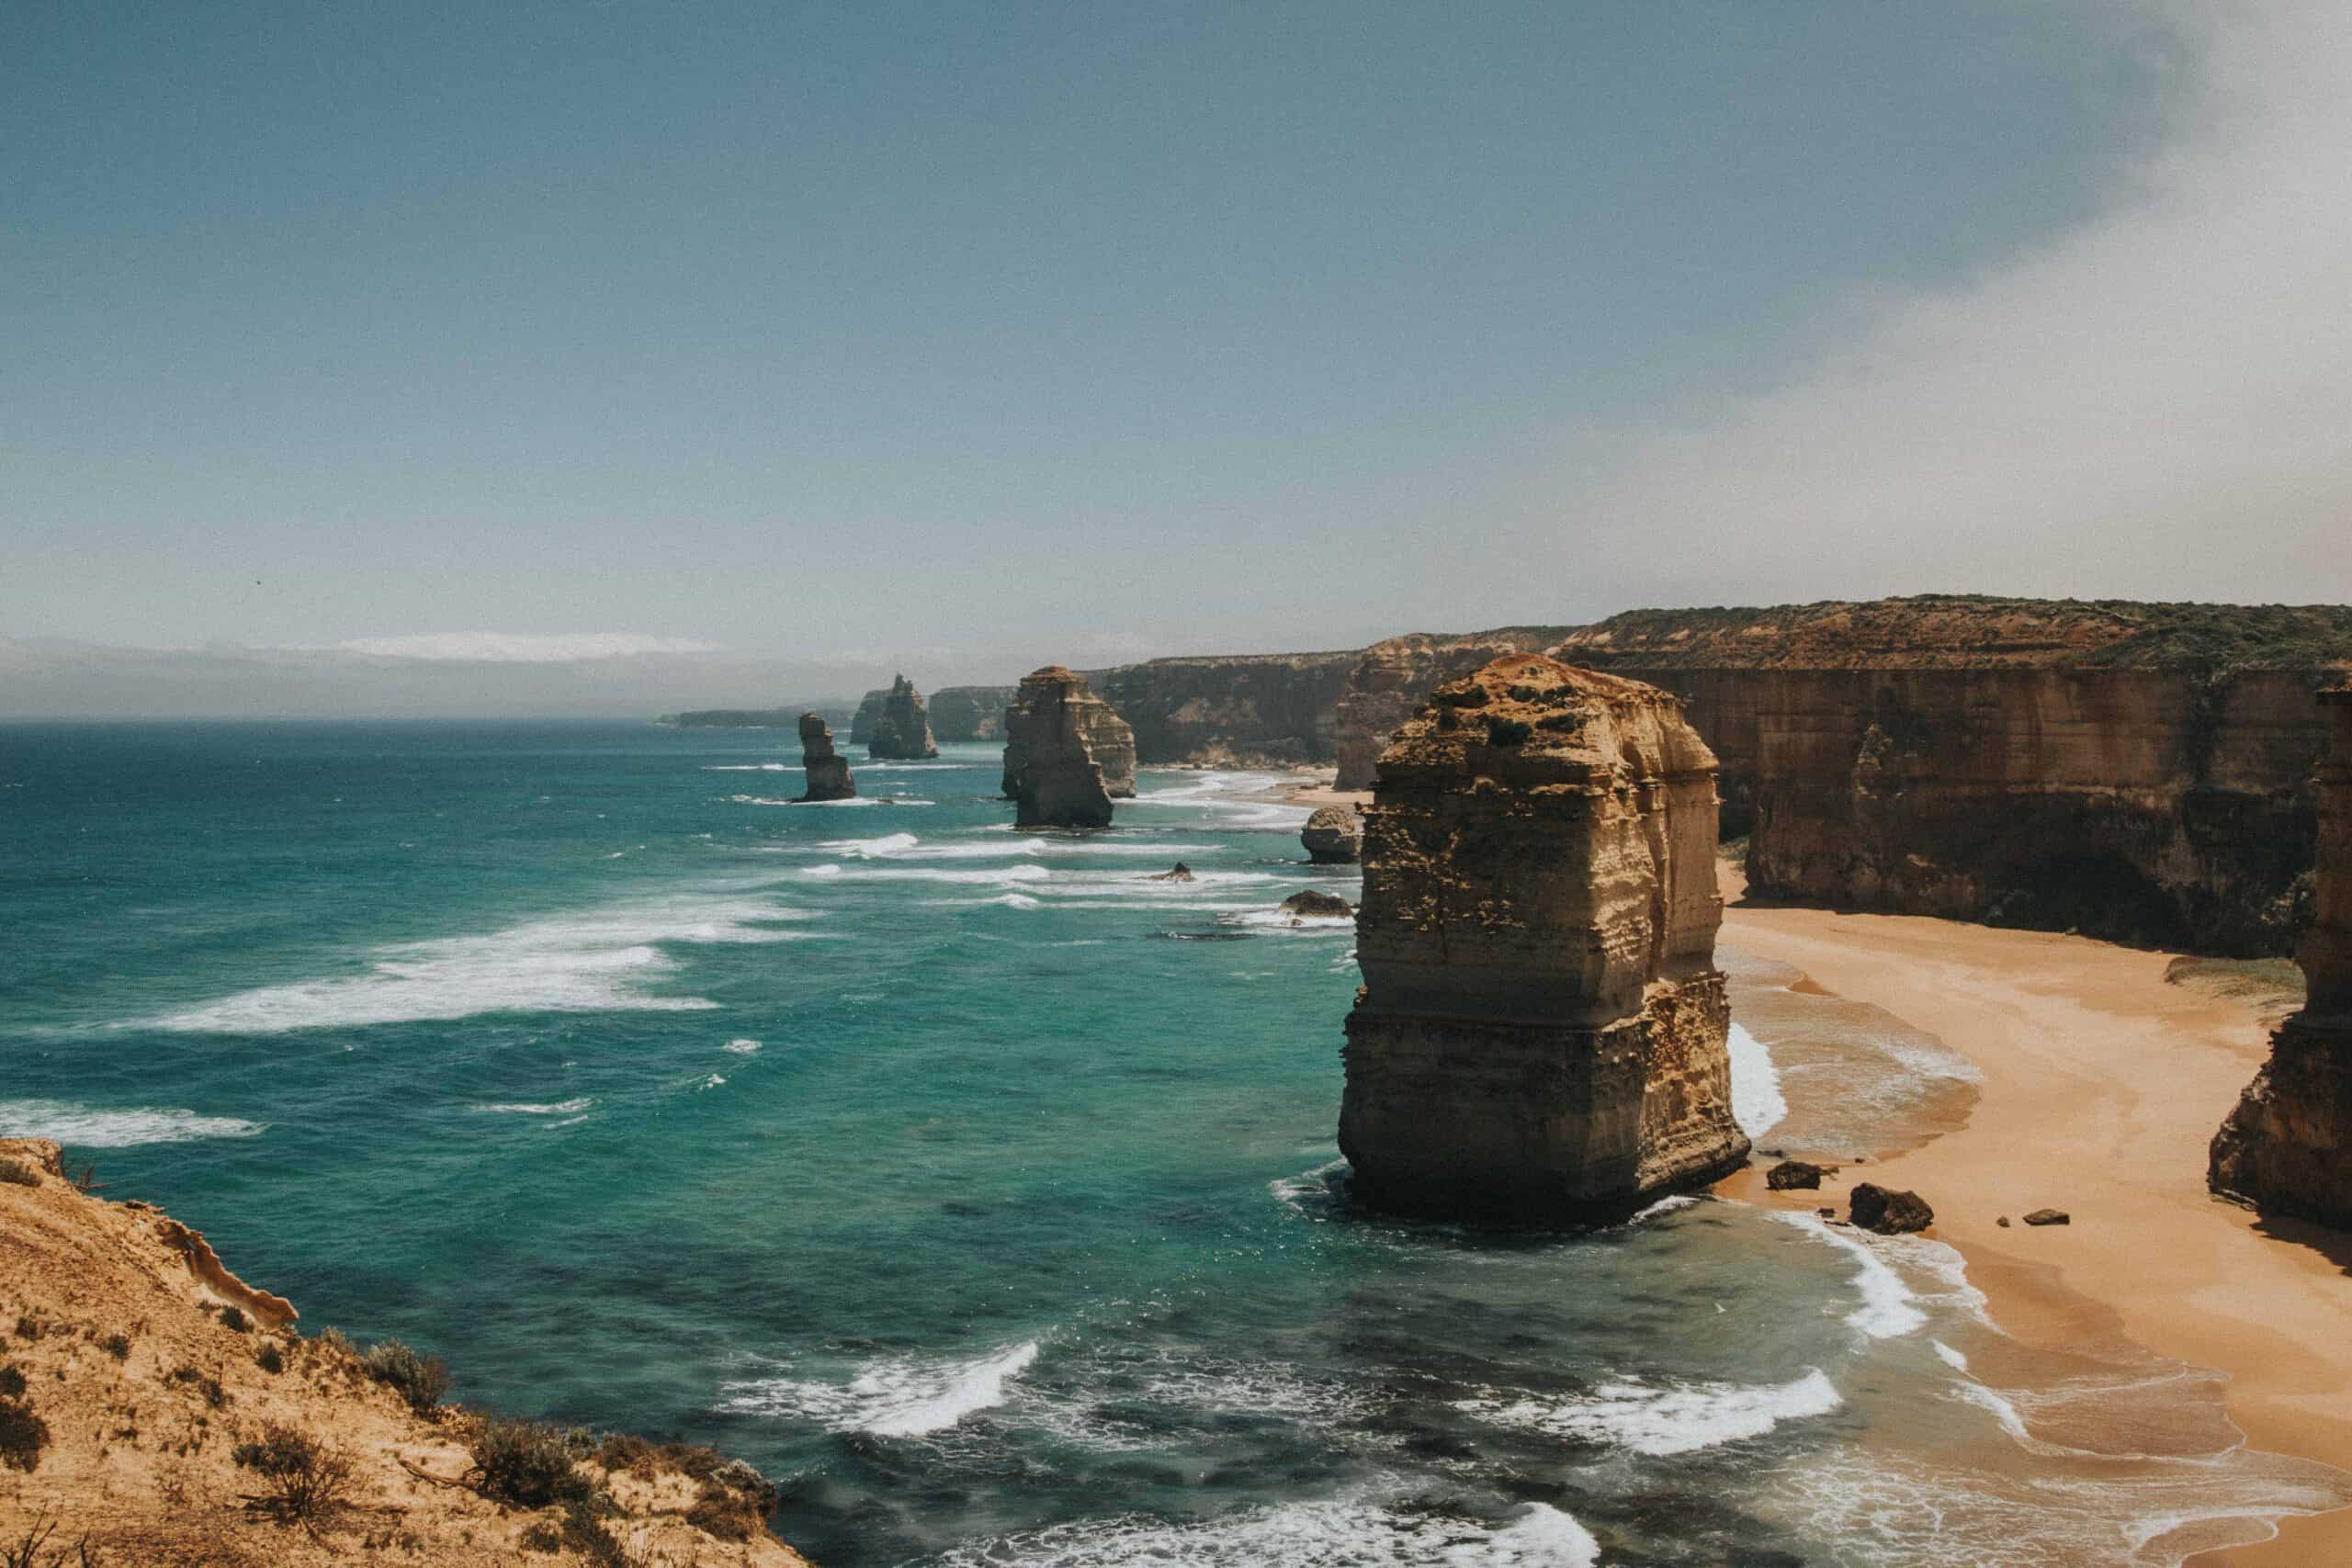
[0,1160,39,1188]
[469,1416,593,1508]
[0,1368,24,1399]
[217,1305,251,1335]
[254,1342,284,1375]
[232,1422,355,1524]
[100,1334,130,1361]
[361,1338,450,1415]
[0,1397,51,1473]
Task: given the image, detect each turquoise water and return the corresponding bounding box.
[4,722,2345,1565]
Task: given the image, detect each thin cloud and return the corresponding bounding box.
[1548,0,2352,609]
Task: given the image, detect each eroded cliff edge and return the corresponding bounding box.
[1340,654,1748,1224]
[0,1138,809,1566]
[2211,688,2352,1227]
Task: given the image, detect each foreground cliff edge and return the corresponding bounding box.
[1341,654,1747,1224]
[0,1139,809,1567]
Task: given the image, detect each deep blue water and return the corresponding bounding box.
[3,722,2342,1565]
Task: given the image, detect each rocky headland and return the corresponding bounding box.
[2211,687,2352,1226]
[795,711,854,802]
[0,1138,807,1566]
[1340,653,1748,1224]
[930,685,1017,741]
[865,675,938,760]
[1082,651,1356,766]
[1001,666,1131,829]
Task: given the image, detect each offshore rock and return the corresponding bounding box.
[849,687,889,748]
[1147,863,1196,882]
[2211,687,2352,1227]
[795,712,855,802]
[1340,653,1748,1224]
[1002,666,1129,829]
[1281,889,1353,919]
[867,674,939,760]
[1301,805,1362,863]
[933,684,1018,741]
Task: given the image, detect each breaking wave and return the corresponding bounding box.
[1459,1369,1843,1457]
[719,1340,1041,1438]
[0,1100,265,1146]
[932,1498,1599,1567]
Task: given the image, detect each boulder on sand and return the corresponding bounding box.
[1765,1159,1827,1191]
[1849,1182,1934,1235]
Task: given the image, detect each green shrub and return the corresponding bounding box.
[101,1334,130,1361]
[361,1339,451,1415]
[0,1160,39,1188]
[217,1306,251,1335]
[0,1368,23,1399]
[232,1422,354,1524]
[254,1342,285,1375]
[469,1417,592,1509]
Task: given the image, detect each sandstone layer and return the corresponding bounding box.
[1340,653,1748,1224]
[795,711,854,801]
[1001,666,1129,829]
[0,1138,807,1566]
[1300,805,1361,863]
[1084,651,1357,766]
[2211,688,2352,1226]
[866,674,938,760]
[931,685,1017,741]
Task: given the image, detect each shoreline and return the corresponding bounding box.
[1714,863,2352,1565]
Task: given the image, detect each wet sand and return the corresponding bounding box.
[1716,865,2352,1565]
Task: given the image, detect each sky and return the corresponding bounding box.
[6,1,2346,700]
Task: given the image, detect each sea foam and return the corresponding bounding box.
[933,1498,1600,1567]
[1773,1212,1928,1339]
[1459,1369,1842,1456]
[1727,1021,1788,1140]
[139,890,809,1033]
[0,1100,264,1147]
[719,1340,1040,1438]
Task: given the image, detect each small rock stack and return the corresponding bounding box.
[867,675,939,760]
[2211,687,2352,1228]
[1300,806,1361,863]
[795,713,855,802]
[1340,653,1748,1224]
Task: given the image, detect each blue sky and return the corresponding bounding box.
[6,3,2343,677]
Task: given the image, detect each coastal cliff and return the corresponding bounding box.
[866,675,938,760]
[1325,599,2352,955]
[2211,688,2352,1226]
[1001,666,1129,829]
[1083,651,1357,766]
[931,685,1016,741]
[1340,654,1747,1224]
[0,1138,808,1566]
[797,711,854,802]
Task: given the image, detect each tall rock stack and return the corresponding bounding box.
[867,674,940,760]
[849,688,888,748]
[795,713,855,802]
[1340,653,1749,1224]
[2211,687,2352,1227]
[1001,666,1132,829]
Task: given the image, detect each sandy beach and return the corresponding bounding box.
[1716,864,2352,1565]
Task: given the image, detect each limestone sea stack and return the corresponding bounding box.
[1001,666,1133,829]
[795,711,855,801]
[1340,653,1749,1224]
[2211,686,2352,1226]
[868,673,940,760]
[1301,805,1362,863]
[849,687,889,747]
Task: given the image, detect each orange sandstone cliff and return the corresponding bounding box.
[0,1138,809,1567]
[1340,655,1747,1224]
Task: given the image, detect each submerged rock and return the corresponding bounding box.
[1147,863,1196,882]
[867,674,940,760]
[1340,653,1748,1224]
[1002,667,1132,829]
[1765,1159,1826,1190]
[794,712,855,802]
[1849,1182,1934,1235]
[1280,889,1353,919]
[2211,687,2352,1229]
[1300,806,1362,863]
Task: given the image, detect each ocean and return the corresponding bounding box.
[3,721,2343,1565]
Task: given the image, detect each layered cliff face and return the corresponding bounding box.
[0,1138,808,1566]
[1332,630,1572,790]
[1085,651,1358,766]
[2211,689,2352,1226]
[1001,666,1129,829]
[1328,600,2352,955]
[1340,654,1748,1224]
[848,686,888,747]
[867,674,939,760]
[796,711,854,801]
[932,684,1017,741]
